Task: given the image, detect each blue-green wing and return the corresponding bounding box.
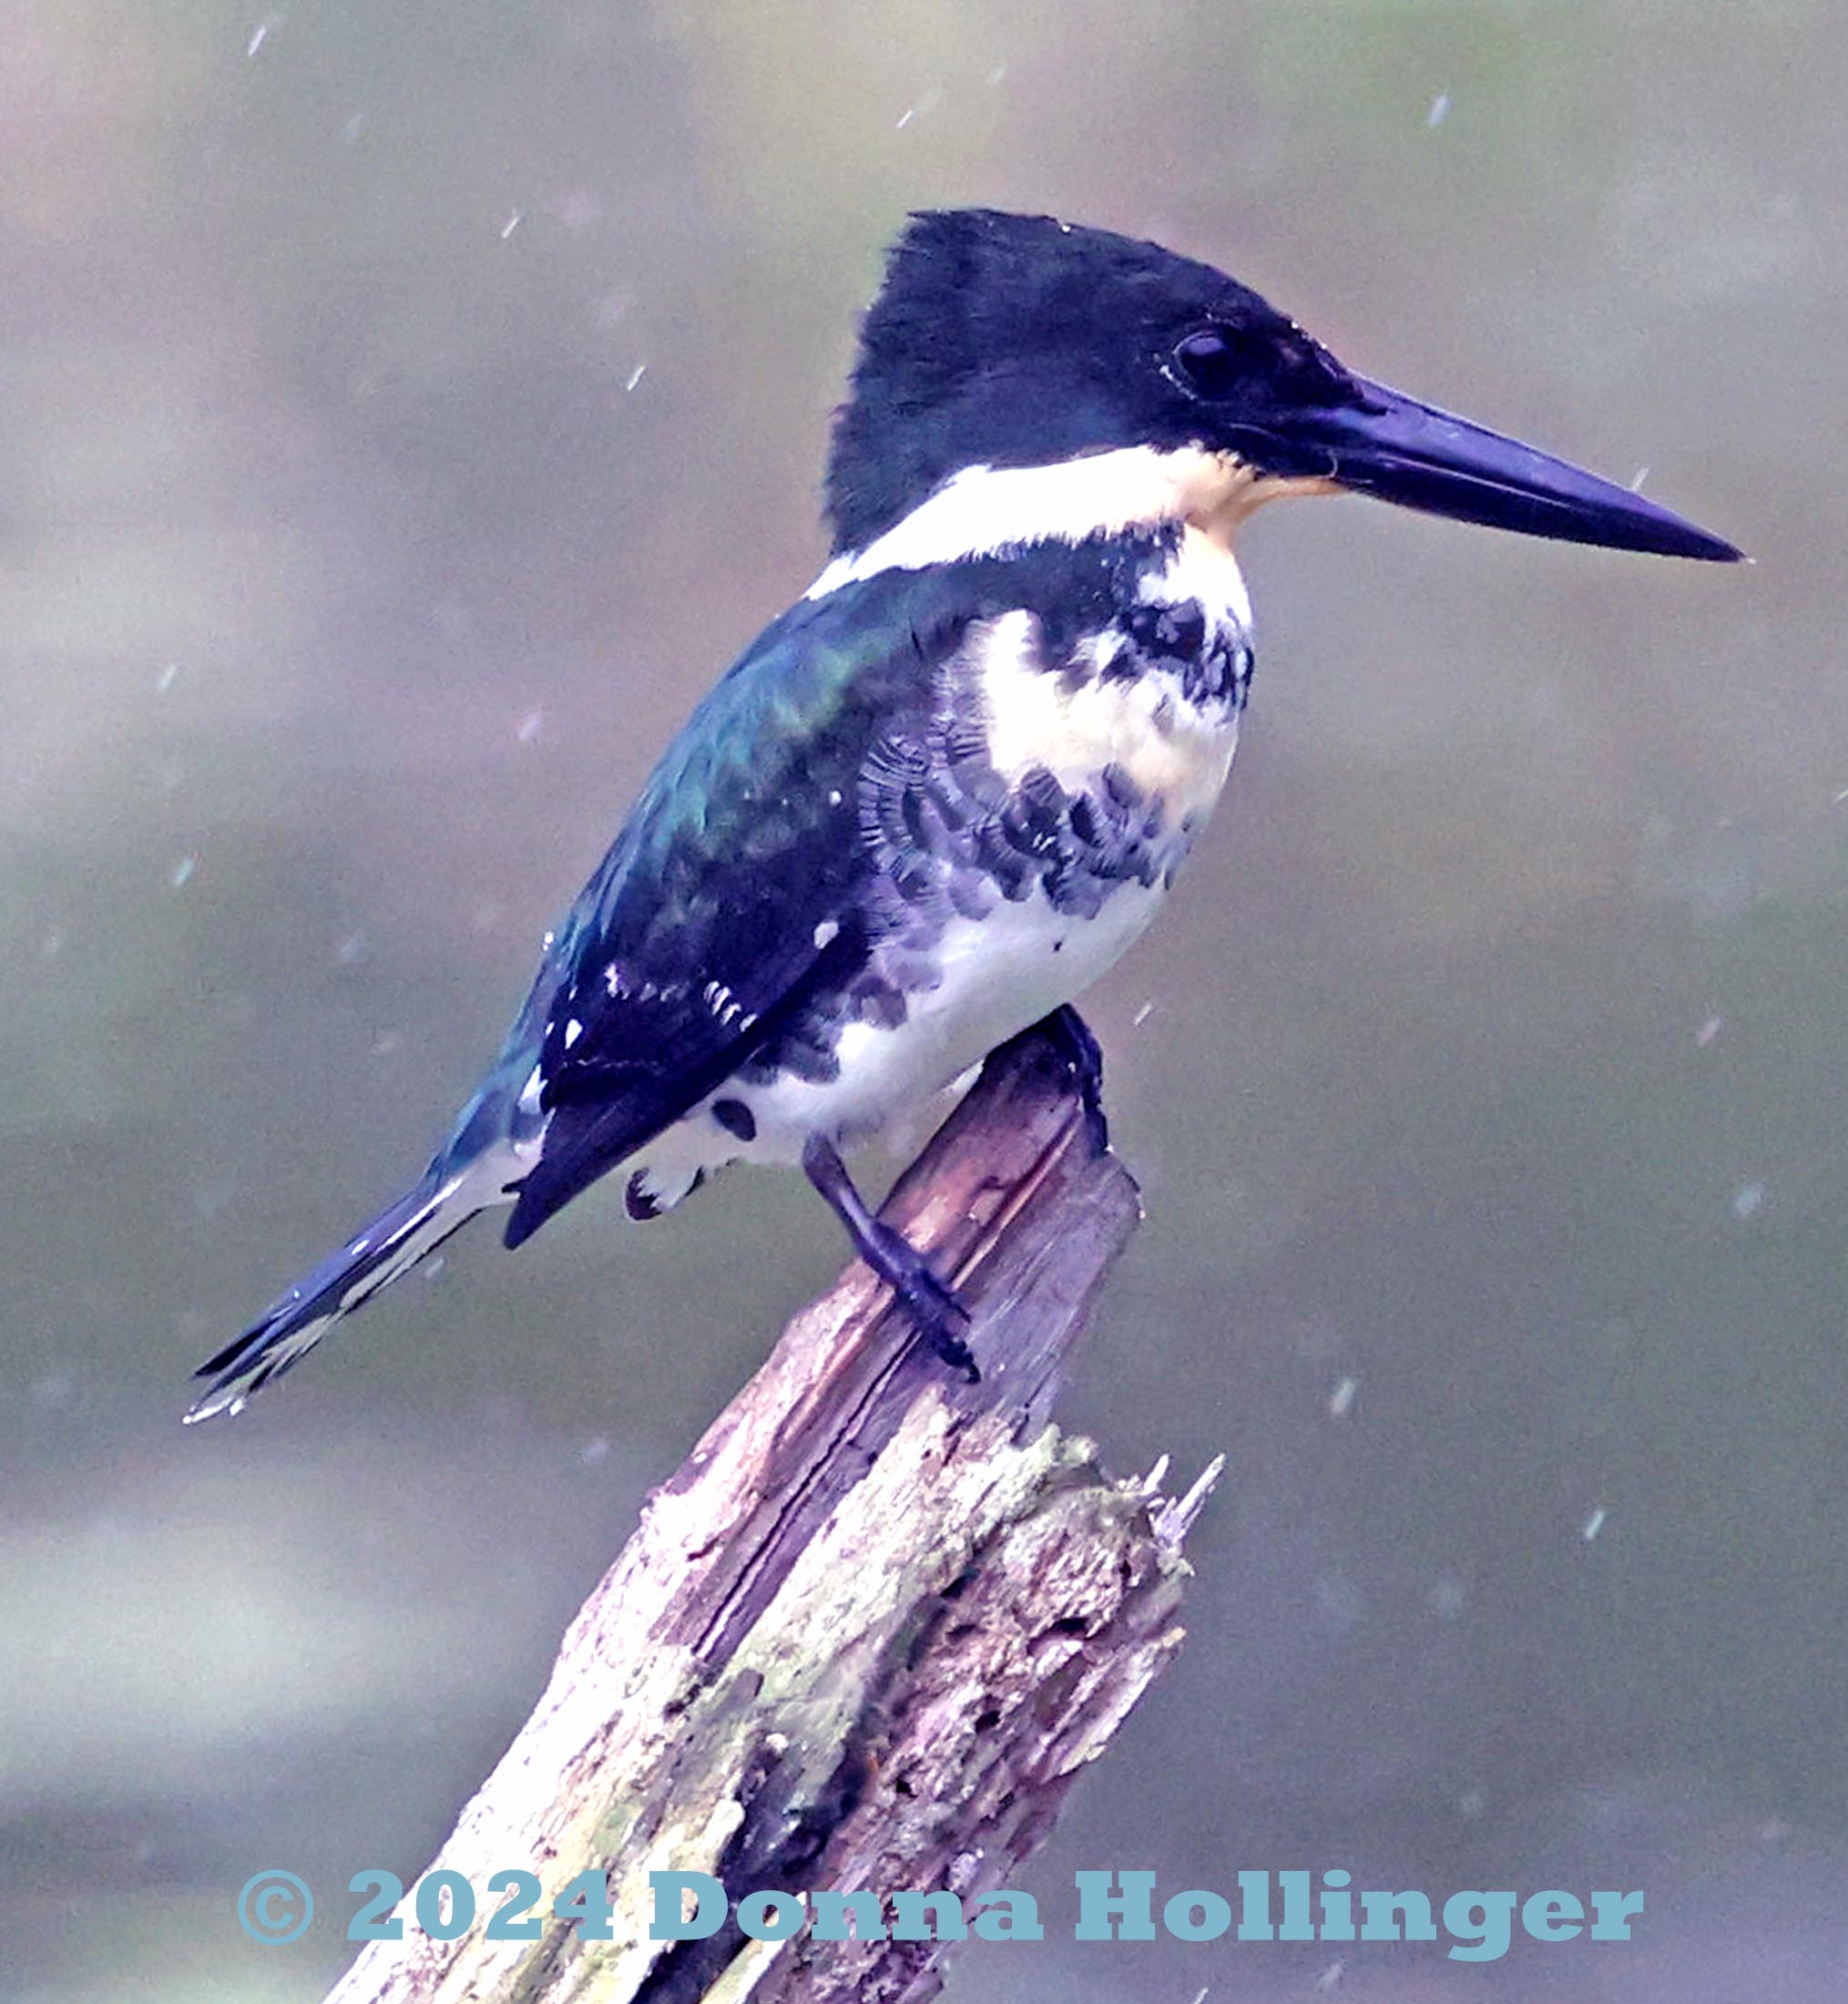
[491,565,970,1243]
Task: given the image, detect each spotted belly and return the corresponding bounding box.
[624,867,1171,1212]
[623,571,1251,1212]
[761,870,1168,1140]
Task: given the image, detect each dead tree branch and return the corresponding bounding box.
[326,1020,1220,2004]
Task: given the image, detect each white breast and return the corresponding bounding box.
[735,874,1168,1159]
[975,527,1249,826]
[975,608,1240,827]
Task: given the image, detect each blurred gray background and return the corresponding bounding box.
[5,2,1844,1999]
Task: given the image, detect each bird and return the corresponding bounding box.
[187,207,1741,1421]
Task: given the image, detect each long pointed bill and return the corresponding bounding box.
[1289,377,1742,561]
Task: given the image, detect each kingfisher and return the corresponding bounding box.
[188,208,1740,1420]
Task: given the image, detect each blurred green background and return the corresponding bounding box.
[4,2,1844,1998]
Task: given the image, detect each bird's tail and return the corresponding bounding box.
[186,1163,489,1422]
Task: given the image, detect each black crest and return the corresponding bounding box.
[822,209,1329,552]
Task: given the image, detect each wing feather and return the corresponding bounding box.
[494,568,967,1244]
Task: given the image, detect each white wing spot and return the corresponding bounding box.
[700,979,753,1030]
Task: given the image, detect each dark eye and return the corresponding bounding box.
[1170,324,1253,399]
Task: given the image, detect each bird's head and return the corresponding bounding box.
[823,208,1741,566]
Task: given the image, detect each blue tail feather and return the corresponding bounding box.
[187,1168,480,1422]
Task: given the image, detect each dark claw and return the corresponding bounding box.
[803,1131,981,1381]
[927,1324,980,1382]
[911,1297,980,1379]
[874,1226,978,1378]
[1037,1003,1109,1154]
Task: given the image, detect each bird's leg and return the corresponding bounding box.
[1030,1002,1110,1154]
[801,1133,978,1380]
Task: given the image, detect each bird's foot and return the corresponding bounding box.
[801,1131,979,1380]
[864,1219,978,1379]
[1033,1003,1110,1155]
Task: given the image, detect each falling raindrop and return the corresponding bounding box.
[894,87,942,130]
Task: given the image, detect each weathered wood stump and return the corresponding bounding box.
[327,1021,1220,2004]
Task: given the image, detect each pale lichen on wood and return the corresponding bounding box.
[327,1022,1221,2004]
